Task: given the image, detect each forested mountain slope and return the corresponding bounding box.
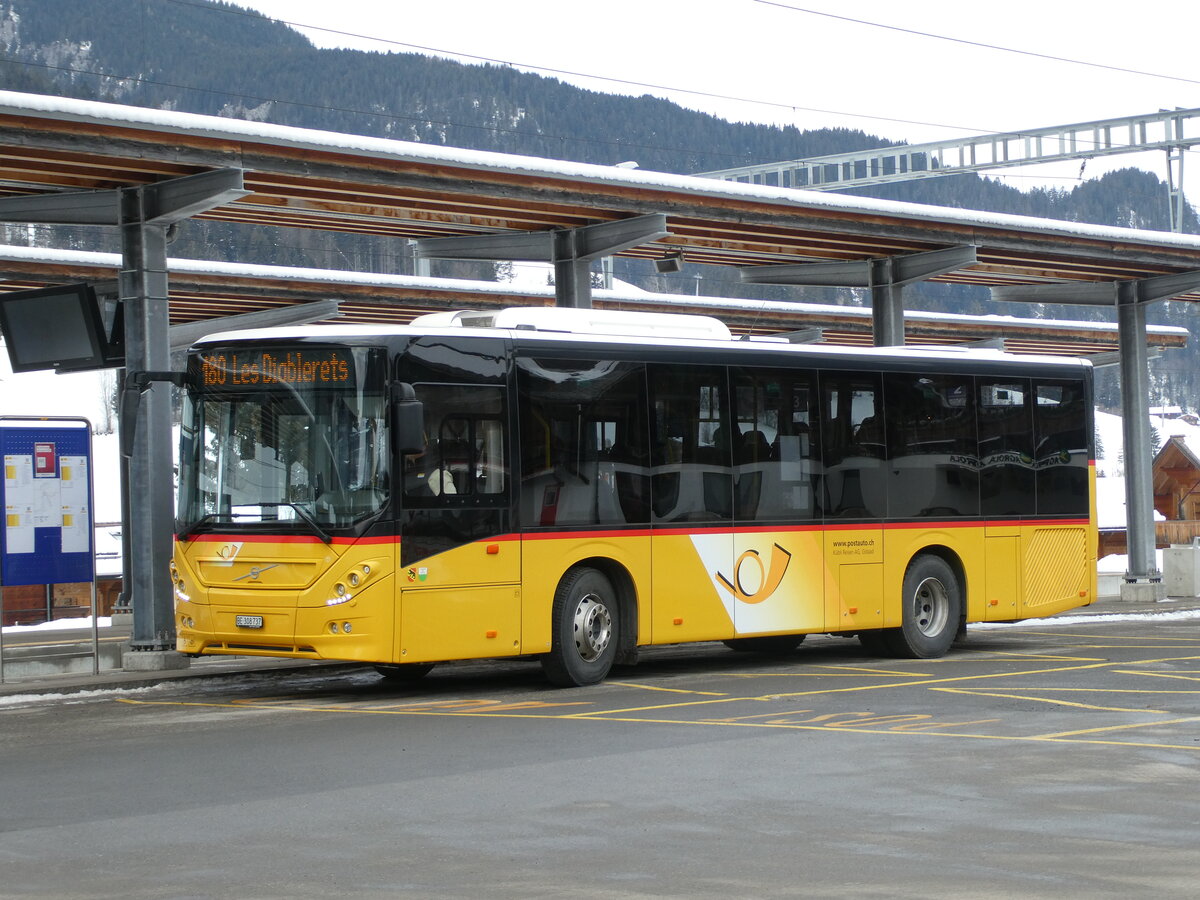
[0,0,1195,409]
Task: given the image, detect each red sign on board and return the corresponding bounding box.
[33,441,56,478]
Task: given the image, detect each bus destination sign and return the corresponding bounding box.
[199,348,352,387]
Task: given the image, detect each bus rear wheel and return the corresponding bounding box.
[542,567,619,687]
[887,555,962,659]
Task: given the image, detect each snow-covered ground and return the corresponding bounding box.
[2,614,111,634]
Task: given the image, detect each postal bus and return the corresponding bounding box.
[172,307,1096,686]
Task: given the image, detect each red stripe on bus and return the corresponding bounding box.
[178,533,397,545]
[181,517,1091,547]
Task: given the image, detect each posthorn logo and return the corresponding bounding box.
[715,543,792,604]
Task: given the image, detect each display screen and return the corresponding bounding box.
[196,347,354,388]
[0,283,109,373]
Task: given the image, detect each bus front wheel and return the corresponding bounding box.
[887,555,962,659]
[542,567,619,687]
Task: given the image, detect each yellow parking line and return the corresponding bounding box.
[1113,670,1200,683]
[1031,716,1200,740]
[1018,630,1200,644]
[932,687,1179,715]
[605,681,728,696]
[114,696,1200,752]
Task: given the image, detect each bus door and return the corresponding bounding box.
[728,368,826,636]
[1024,378,1093,618]
[516,356,653,655]
[978,378,1033,621]
[820,372,886,632]
[396,337,520,664]
[648,364,735,643]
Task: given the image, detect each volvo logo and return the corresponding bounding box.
[234,564,279,582]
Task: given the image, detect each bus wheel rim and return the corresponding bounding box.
[912,576,950,637]
[573,594,612,661]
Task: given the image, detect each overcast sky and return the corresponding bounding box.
[229,1,1200,190]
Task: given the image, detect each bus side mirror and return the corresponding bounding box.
[392,382,425,456]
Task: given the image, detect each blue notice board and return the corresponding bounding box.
[0,419,94,587]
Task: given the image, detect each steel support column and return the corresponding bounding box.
[740,245,977,347]
[119,195,176,649]
[553,229,592,309]
[870,273,905,347]
[415,214,670,310]
[1166,143,1186,233]
[1116,293,1159,586]
[0,168,248,656]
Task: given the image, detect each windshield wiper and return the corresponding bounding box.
[255,502,333,544]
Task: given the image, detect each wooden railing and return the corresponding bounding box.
[1157,521,1200,547]
[1099,520,1200,557]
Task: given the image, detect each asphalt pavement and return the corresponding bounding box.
[3,592,1198,699]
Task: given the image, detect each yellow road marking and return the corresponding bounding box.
[1031,716,1200,740]
[110,648,1200,753]
[605,681,727,696]
[572,696,747,717]
[114,696,1200,752]
[993,687,1200,694]
[931,687,1179,715]
[806,665,934,676]
[701,708,814,723]
[962,650,1107,662]
[1113,670,1200,683]
[1017,630,1200,644]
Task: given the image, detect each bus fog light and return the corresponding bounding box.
[362,565,371,576]
[348,572,360,587]
[335,582,347,596]
[329,622,339,634]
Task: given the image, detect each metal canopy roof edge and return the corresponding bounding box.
[2,90,1200,274]
[0,243,1183,352]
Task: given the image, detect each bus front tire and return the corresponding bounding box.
[542,567,618,687]
[886,555,962,659]
[374,663,435,682]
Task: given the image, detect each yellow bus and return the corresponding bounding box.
[173,307,1096,686]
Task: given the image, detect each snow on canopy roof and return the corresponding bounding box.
[5,89,1200,254]
[0,242,1185,339]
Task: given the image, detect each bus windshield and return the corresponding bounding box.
[178,345,390,536]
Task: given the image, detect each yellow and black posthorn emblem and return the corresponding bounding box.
[716,543,792,604]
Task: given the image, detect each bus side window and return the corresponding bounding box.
[820,373,885,519]
[517,358,650,527]
[648,364,732,523]
[1033,379,1088,516]
[979,379,1034,517]
[403,385,506,502]
[731,369,819,522]
[884,373,979,519]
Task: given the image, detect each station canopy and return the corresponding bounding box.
[0,90,1195,356]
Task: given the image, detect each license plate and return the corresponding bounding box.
[235,614,264,629]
